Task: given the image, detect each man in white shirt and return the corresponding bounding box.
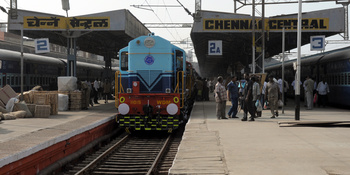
[316,78,330,108]
[93,79,100,104]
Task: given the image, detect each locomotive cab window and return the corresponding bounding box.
[121,52,128,71]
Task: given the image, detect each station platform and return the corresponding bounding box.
[0,100,118,174]
[169,96,350,175]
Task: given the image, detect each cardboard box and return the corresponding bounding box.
[0,85,18,105]
[0,99,5,108]
[34,105,51,118]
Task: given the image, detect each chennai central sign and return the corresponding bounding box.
[203,18,329,31]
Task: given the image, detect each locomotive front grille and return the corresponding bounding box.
[117,115,179,131]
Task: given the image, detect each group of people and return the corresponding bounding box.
[303,76,330,110]
[291,76,330,110]
[77,78,112,110]
[214,73,330,121]
[215,74,265,121]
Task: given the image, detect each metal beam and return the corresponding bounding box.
[234,0,336,5]
[131,5,181,8]
[144,23,193,28]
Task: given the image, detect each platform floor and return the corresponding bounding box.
[0,100,117,169]
[170,95,350,175]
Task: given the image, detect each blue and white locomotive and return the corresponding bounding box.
[115,33,195,132]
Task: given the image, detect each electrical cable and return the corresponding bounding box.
[145,0,177,41]
[162,0,182,41]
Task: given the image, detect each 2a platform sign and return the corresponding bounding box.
[208,40,222,55]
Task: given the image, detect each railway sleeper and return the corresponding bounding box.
[99,164,151,168]
[102,162,151,165]
[92,171,147,175]
[115,150,161,153]
[109,155,157,158]
[94,167,150,172]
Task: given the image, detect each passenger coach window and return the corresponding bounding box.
[121,52,128,71]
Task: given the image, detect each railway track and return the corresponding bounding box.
[64,128,184,175]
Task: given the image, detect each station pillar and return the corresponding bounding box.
[66,37,77,77]
[103,52,112,80]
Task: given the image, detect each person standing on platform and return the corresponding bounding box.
[93,79,100,104]
[242,74,255,121]
[265,75,280,118]
[278,77,289,105]
[215,76,228,120]
[77,80,90,110]
[103,79,111,104]
[316,78,330,108]
[195,77,203,101]
[304,75,315,110]
[261,79,267,109]
[251,76,260,117]
[227,76,239,119]
[203,78,210,101]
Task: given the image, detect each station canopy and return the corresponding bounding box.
[7,9,150,58]
[191,8,345,77]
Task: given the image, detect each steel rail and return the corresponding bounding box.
[74,134,129,175]
[147,134,172,175]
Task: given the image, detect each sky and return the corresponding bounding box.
[0,0,348,58]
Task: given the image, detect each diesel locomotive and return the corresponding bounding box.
[115,33,196,132]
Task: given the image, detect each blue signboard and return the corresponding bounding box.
[35,38,50,53]
[310,36,325,51]
[208,40,222,55]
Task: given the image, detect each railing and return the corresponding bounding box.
[176,71,184,108]
[115,71,124,108]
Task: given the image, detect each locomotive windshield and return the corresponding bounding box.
[120,51,128,71]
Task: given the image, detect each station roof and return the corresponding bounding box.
[7,9,150,58]
[191,8,345,77]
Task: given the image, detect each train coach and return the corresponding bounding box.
[0,48,117,92]
[265,46,350,107]
[115,33,196,132]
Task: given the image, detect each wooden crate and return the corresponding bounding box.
[22,91,34,104]
[34,105,51,118]
[33,91,58,115]
[33,91,50,105]
[49,93,58,115]
[58,91,84,111]
[69,91,82,100]
[69,99,81,110]
[69,91,83,110]
[27,104,36,116]
[57,91,69,96]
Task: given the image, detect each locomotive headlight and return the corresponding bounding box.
[127,88,132,93]
[118,103,130,115]
[166,103,178,115]
[165,88,171,93]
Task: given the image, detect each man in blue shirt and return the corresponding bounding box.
[227,76,239,118]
